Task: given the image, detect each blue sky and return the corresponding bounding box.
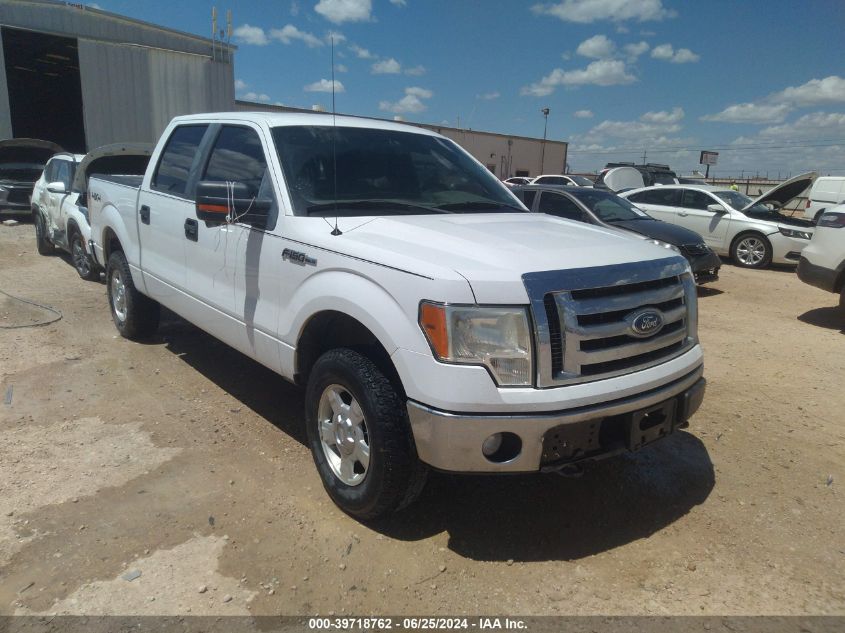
[91,0,845,177]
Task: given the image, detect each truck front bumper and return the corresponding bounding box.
[407,365,705,473]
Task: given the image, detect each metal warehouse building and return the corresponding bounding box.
[0,0,234,153]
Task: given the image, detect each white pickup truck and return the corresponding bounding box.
[88,112,706,519]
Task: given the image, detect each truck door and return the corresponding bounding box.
[186,124,282,372]
[137,124,208,307]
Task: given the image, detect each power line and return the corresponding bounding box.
[568,138,845,155]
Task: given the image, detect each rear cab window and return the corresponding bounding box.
[151,125,209,197]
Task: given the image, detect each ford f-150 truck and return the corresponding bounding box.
[88,113,706,519]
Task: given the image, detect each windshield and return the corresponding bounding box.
[568,175,594,186]
[272,126,525,217]
[570,189,650,222]
[714,190,772,215]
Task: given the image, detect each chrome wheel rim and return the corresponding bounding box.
[736,237,765,266]
[317,384,370,486]
[110,268,127,323]
[72,237,90,276]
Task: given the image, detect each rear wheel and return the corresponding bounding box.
[34,212,53,255]
[731,233,772,269]
[839,286,845,317]
[106,250,160,339]
[70,230,99,281]
[305,348,427,519]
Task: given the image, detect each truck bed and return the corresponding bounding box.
[89,174,143,188]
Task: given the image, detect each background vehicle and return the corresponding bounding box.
[503,176,532,186]
[88,112,705,519]
[0,138,64,213]
[802,176,845,223]
[512,184,720,283]
[32,144,152,279]
[531,174,594,187]
[620,173,817,269]
[596,162,678,189]
[797,203,845,313]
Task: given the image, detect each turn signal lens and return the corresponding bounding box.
[419,303,449,358]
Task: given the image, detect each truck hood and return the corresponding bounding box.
[333,213,682,303]
[608,218,706,246]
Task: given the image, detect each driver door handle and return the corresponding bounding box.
[184,218,199,241]
[140,205,151,224]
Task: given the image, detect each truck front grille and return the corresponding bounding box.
[524,258,697,387]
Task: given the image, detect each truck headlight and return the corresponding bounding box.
[644,238,681,253]
[419,302,532,386]
[778,227,812,240]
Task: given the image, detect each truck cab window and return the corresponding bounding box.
[151,125,208,196]
[202,126,269,197]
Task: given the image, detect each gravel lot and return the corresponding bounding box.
[0,220,843,617]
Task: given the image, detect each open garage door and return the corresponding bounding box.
[2,27,86,152]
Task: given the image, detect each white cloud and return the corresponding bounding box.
[404,64,426,76]
[576,34,615,59]
[304,79,345,93]
[234,78,248,91]
[650,43,699,63]
[314,0,372,24]
[334,64,348,73]
[578,107,685,143]
[640,107,684,124]
[379,86,433,114]
[233,24,269,46]
[389,0,407,5]
[241,92,271,102]
[270,24,324,47]
[521,59,636,96]
[623,41,649,59]
[759,111,845,139]
[574,109,594,118]
[349,44,375,59]
[771,76,845,108]
[290,1,300,16]
[325,30,346,44]
[701,103,792,124]
[531,0,675,24]
[477,91,501,100]
[372,58,401,74]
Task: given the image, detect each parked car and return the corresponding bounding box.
[531,174,594,187]
[596,162,677,189]
[797,203,845,313]
[503,176,532,186]
[32,144,153,279]
[511,184,721,283]
[802,176,845,223]
[0,138,64,213]
[88,112,706,519]
[620,173,817,269]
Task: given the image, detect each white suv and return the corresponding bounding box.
[620,173,816,269]
[802,176,845,223]
[797,203,845,312]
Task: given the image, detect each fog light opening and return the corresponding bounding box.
[481,432,522,463]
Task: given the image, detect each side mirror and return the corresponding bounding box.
[707,203,727,214]
[195,181,272,228]
[47,181,66,194]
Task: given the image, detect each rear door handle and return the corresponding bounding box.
[678,211,689,217]
[140,205,150,224]
[184,218,198,241]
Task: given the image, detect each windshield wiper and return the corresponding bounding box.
[434,201,525,212]
[306,200,451,215]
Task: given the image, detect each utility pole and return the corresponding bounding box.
[642,148,647,164]
[540,107,550,174]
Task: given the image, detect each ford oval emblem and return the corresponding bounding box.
[629,310,664,338]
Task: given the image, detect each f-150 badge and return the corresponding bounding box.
[282,248,317,266]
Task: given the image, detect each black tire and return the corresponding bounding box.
[305,348,428,520]
[34,211,53,255]
[730,232,772,269]
[70,230,99,281]
[839,287,845,317]
[106,250,160,339]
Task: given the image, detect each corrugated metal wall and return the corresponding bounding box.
[78,40,234,149]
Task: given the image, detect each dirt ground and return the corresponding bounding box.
[0,219,843,617]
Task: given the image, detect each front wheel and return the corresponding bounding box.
[34,212,53,255]
[106,250,160,339]
[731,233,772,269]
[70,231,99,281]
[305,348,427,520]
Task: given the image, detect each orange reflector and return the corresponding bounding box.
[197,203,229,214]
[420,303,448,359]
